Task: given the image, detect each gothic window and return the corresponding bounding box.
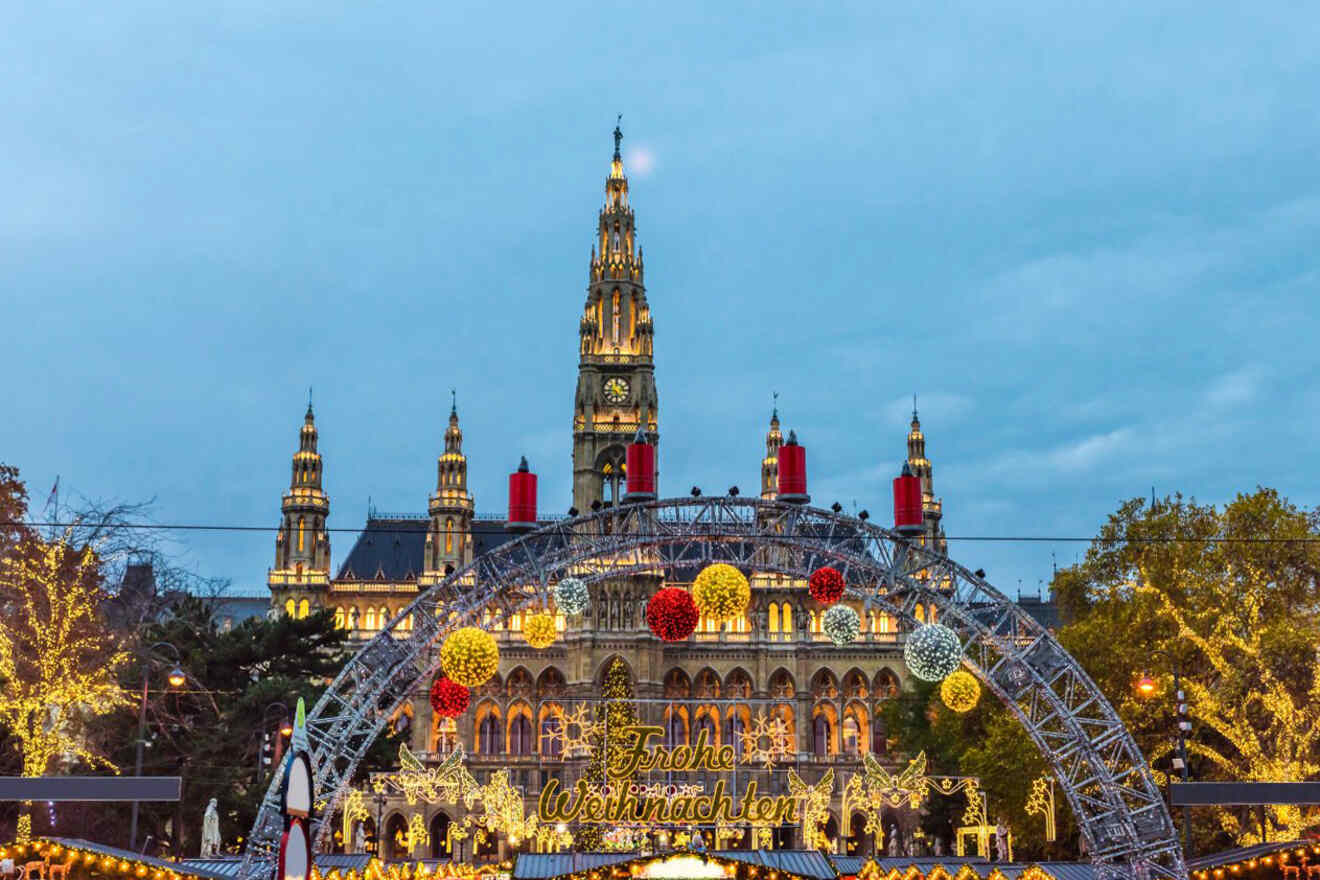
[297,516,305,552]
[478,714,502,754]
[540,717,562,757]
[915,604,926,623]
[284,599,296,618]
[842,717,859,755]
[298,599,310,619]
[782,603,794,634]
[611,290,621,343]
[769,603,780,633]
[871,718,888,756]
[666,712,687,746]
[694,715,717,747]
[365,607,377,630]
[724,715,747,758]
[445,518,454,554]
[813,714,831,756]
[509,714,533,755]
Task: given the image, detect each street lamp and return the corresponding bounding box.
[260,703,292,779]
[130,641,185,852]
[1136,650,1192,857]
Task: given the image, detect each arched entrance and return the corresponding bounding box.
[384,813,408,860]
[429,812,451,859]
[238,497,1185,880]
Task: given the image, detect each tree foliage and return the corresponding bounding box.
[575,658,637,849]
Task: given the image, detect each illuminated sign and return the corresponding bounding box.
[536,726,798,825]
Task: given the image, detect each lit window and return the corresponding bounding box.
[782,603,794,634]
[284,599,295,618]
[298,599,310,619]
[769,604,780,633]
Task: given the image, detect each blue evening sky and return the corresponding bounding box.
[3,0,1318,597]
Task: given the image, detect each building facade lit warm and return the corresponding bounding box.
[265,126,973,861]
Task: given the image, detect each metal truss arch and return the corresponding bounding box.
[239,497,1185,880]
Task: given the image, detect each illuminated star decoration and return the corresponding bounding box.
[550,703,602,760]
[738,710,793,769]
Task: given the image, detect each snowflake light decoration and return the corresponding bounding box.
[549,703,601,759]
[904,622,962,682]
[553,577,590,616]
[823,604,861,646]
[738,710,793,769]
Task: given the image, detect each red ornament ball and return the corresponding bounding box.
[429,676,470,718]
[646,587,700,642]
[809,566,846,605]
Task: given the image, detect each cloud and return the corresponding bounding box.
[1205,365,1266,409]
[880,392,973,429]
[625,146,656,177]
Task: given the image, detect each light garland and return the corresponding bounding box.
[524,612,557,649]
[940,669,981,713]
[822,604,860,646]
[691,563,750,622]
[553,577,590,616]
[904,622,962,682]
[440,627,499,687]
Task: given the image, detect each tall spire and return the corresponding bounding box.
[761,396,783,500]
[426,393,474,578]
[902,400,945,554]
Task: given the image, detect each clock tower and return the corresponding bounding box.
[572,120,658,511]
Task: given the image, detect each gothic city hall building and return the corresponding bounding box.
[264,127,975,861]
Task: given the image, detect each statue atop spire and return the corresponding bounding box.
[450,387,457,418]
[613,113,623,161]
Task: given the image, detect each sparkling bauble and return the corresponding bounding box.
[646,587,700,642]
[692,563,751,622]
[822,604,861,646]
[553,577,590,616]
[808,567,846,605]
[940,669,981,713]
[440,626,500,687]
[524,612,557,649]
[904,622,962,682]
[429,676,470,718]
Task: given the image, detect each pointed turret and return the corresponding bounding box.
[760,397,783,500]
[904,398,946,553]
[425,391,475,579]
[269,399,332,607]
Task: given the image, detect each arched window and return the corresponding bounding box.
[666,712,686,747]
[445,518,454,554]
[842,716,859,755]
[540,716,562,757]
[379,606,390,629]
[479,714,502,754]
[297,516,305,552]
[284,599,296,618]
[724,714,746,758]
[334,607,345,629]
[769,604,780,633]
[871,718,888,756]
[695,715,717,747]
[364,607,377,630]
[297,599,310,619]
[509,714,533,755]
[782,603,794,634]
[915,604,926,623]
[813,714,831,756]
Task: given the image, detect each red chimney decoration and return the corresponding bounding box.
[893,462,924,535]
[507,456,537,532]
[776,430,809,504]
[623,427,656,503]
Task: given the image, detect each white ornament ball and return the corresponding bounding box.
[904,623,963,682]
[553,577,590,616]
[822,605,861,647]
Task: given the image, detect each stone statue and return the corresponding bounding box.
[887,825,898,857]
[994,822,1009,862]
[933,836,943,857]
[353,823,366,854]
[200,799,221,857]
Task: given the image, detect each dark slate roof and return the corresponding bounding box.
[1187,840,1311,871]
[713,850,837,880]
[514,853,637,878]
[336,517,546,581]
[44,838,232,880]
[179,853,375,878]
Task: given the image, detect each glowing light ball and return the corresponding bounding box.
[940,669,981,713]
[524,612,557,649]
[822,604,861,646]
[808,567,846,605]
[553,577,590,616]
[647,587,700,642]
[440,626,500,687]
[904,622,962,682]
[429,676,470,718]
[691,563,750,622]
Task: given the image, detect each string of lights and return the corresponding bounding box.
[7,520,1318,543]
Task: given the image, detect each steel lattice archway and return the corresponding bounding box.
[239,497,1185,880]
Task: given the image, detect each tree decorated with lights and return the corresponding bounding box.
[575,657,637,849]
[0,480,129,839]
[1054,489,1320,846]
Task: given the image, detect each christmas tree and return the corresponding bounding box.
[575,657,638,849]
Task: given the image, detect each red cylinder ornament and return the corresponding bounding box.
[646,587,700,642]
[808,566,846,605]
[429,676,470,718]
[623,428,656,502]
[777,430,808,503]
[893,462,924,535]
[507,456,538,531]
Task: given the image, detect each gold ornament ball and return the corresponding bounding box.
[692,563,751,622]
[940,669,981,713]
[524,612,557,649]
[440,626,500,687]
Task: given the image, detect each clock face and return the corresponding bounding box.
[602,376,630,404]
